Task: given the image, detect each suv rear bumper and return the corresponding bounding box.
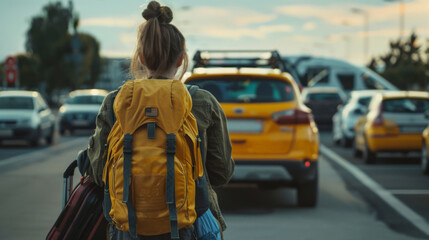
[229,160,318,187]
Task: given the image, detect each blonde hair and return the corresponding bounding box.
[130,1,188,80]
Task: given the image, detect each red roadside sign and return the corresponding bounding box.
[5,68,18,84]
[5,56,17,67]
[4,56,18,86]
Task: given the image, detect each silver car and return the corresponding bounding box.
[0,90,55,146]
[58,89,108,135]
[332,90,385,147]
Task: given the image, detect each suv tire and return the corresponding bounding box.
[30,127,41,147]
[297,177,318,207]
[422,141,429,175]
[46,125,55,145]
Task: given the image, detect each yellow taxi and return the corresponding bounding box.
[422,125,429,175]
[354,91,429,163]
[185,67,319,207]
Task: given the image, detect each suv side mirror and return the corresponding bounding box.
[38,106,48,113]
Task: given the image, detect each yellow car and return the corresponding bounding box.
[354,91,429,163]
[422,125,429,175]
[185,68,319,207]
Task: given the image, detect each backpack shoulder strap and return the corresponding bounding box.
[109,87,121,125]
[185,84,210,216]
[186,84,199,97]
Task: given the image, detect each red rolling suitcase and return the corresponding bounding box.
[46,160,107,240]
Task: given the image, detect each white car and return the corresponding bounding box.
[0,90,55,146]
[58,89,108,135]
[332,90,386,147]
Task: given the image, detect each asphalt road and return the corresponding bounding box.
[319,130,429,238]
[0,132,425,240]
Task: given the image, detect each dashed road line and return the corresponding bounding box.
[320,144,429,236]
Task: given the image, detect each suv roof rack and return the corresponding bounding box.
[192,50,288,72]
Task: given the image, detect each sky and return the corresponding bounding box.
[1,0,428,66]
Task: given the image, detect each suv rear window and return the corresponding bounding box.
[188,78,294,103]
[306,93,341,101]
[0,97,34,109]
[66,95,105,105]
[382,98,429,113]
[383,98,429,113]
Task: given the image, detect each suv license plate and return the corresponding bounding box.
[227,119,262,133]
[0,129,13,137]
[73,120,89,126]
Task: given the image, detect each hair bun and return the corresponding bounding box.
[142,1,173,24]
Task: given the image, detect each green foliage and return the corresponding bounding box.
[16,54,42,89]
[368,32,428,90]
[23,1,102,98]
[77,33,101,88]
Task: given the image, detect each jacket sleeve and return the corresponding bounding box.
[205,95,235,187]
[87,93,114,186]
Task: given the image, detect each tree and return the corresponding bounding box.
[16,54,42,90]
[26,1,74,95]
[368,32,428,90]
[25,1,102,99]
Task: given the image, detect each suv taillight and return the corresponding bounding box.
[272,109,312,124]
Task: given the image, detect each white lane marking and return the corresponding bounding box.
[320,144,429,236]
[390,190,429,195]
[0,138,87,169]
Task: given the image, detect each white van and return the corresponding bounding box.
[283,56,398,97]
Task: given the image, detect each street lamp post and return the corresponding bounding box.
[351,8,369,62]
[385,0,405,39]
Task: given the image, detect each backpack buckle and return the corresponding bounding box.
[123,134,133,154]
[166,134,176,154]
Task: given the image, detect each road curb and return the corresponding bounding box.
[320,144,429,238]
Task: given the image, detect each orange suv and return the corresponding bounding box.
[185,50,319,207]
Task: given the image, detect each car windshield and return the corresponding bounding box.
[382,98,429,113]
[188,78,294,103]
[66,95,105,105]
[0,96,34,109]
[306,92,341,101]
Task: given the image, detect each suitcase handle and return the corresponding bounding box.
[63,160,78,208]
[63,160,78,179]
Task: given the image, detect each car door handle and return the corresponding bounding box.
[232,139,247,144]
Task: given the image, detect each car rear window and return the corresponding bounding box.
[357,96,372,106]
[0,97,34,109]
[188,78,294,103]
[66,95,105,105]
[306,92,341,101]
[382,98,429,113]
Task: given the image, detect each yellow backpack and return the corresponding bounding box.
[102,79,203,238]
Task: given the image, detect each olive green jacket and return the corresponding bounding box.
[86,86,234,231]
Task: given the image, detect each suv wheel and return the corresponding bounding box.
[46,125,55,145]
[297,177,318,207]
[422,141,429,175]
[30,127,41,147]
